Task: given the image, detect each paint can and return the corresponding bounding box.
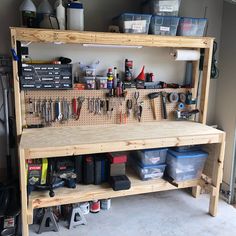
[101,199,111,210]
[90,200,100,213]
[79,202,90,215]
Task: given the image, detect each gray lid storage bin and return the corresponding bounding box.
[114,13,152,34]
[142,0,181,16]
[150,16,180,35]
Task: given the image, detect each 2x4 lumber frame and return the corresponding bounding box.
[11,27,213,49]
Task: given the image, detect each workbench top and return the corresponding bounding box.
[20,121,224,159]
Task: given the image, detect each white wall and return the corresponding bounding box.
[0,0,223,180]
[215,2,236,186]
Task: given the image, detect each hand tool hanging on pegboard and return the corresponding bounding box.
[147,92,160,120]
[161,92,168,120]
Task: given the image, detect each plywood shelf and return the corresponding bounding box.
[10,27,213,48]
[20,121,224,159]
[28,170,202,223]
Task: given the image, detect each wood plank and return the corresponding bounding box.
[19,121,224,159]
[28,171,201,218]
[209,134,226,216]
[199,42,214,124]
[10,27,214,49]
[10,28,23,136]
[19,149,29,236]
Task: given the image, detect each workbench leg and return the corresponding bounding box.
[209,137,226,216]
[19,149,29,236]
[192,185,201,198]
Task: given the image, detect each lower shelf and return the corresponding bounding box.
[28,171,201,215]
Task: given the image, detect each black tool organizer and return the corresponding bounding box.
[20,64,73,90]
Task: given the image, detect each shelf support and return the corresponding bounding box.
[19,148,29,236]
[199,40,214,124]
[209,134,226,216]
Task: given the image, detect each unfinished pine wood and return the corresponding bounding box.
[199,42,214,124]
[20,121,224,159]
[10,27,214,49]
[28,170,201,221]
[19,148,29,236]
[11,30,23,136]
[209,134,226,216]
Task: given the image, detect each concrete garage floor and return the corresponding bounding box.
[30,190,236,236]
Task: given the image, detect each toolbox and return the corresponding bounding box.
[150,16,180,36]
[142,0,181,16]
[20,63,73,90]
[114,13,152,34]
[108,152,128,164]
[177,17,207,36]
[109,175,131,191]
[166,149,208,181]
[131,148,168,167]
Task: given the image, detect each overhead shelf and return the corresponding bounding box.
[10,27,213,48]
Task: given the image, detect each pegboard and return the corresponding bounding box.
[23,88,193,127]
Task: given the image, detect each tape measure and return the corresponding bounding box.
[179,93,187,103]
[168,92,179,103]
[178,103,185,110]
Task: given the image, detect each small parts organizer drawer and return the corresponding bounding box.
[20,64,73,90]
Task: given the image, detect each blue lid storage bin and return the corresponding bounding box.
[150,16,180,36]
[131,148,168,166]
[142,0,181,16]
[114,13,152,34]
[166,149,208,181]
[177,17,207,36]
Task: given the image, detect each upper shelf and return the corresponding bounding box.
[10,27,214,49]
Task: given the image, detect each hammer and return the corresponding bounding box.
[148,92,160,120]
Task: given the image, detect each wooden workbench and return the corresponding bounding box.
[19,121,225,236]
[10,28,224,236]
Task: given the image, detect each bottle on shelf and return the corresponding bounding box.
[125,59,133,82]
[107,68,114,89]
[37,0,53,15]
[113,67,118,89]
[67,0,84,31]
[19,0,36,28]
[55,0,65,30]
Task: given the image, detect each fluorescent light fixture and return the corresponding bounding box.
[83,44,142,49]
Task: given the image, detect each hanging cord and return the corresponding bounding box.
[211,41,219,79]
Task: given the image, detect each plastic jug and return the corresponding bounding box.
[19,0,36,27]
[67,0,84,31]
[37,0,53,14]
[55,0,65,30]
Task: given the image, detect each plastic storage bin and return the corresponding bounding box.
[142,0,181,16]
[166,149,208,181]
[133,162,166,180]
[114,13,152,34]
[150,16,180,36]
[131,148,168,166]
[177,17,207,36]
